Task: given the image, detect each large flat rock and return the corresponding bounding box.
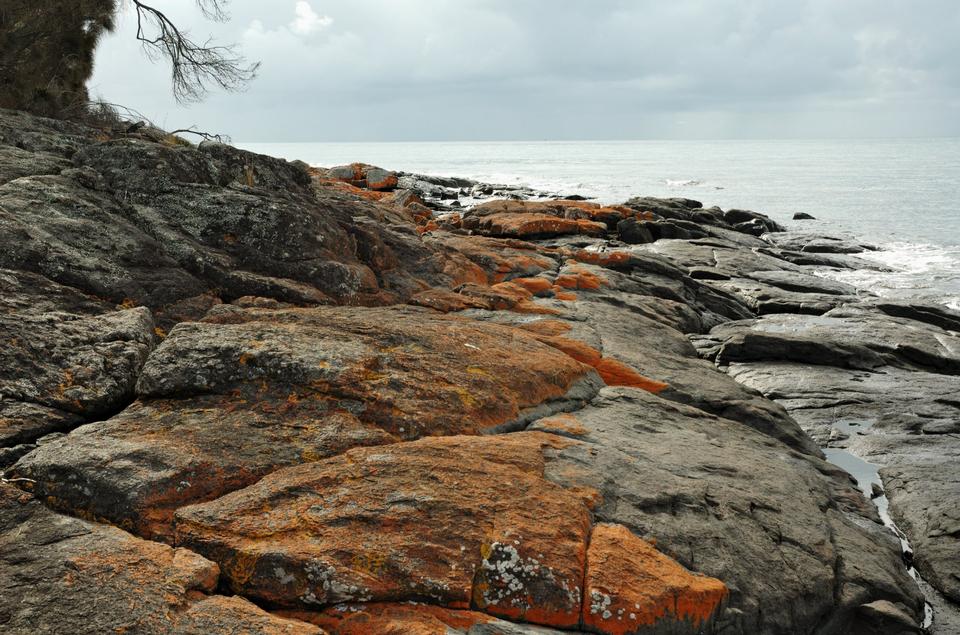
[13,305,601,540]
[536,387,925,635]
[176,432,729,634]
[698,307,960,374]
[0,484,319,634]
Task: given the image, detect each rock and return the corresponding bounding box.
[175,433,593,627]
[616,217,655,244]
[459,200,611,239]
[0,303,155,420]
[325,163,399,191]
[283,603,567,634]
[853,600,922,634]
[0,110,471,310]
[582,523,728,634]
[764,231,876,254]
[793,212,817,220]
[719,359,960,608]
[0,401,82,450]
[699,308,960,374]
[13,305,602,540]
[745,270,861,296]
[710,277,857,316]
[723,209,786,234]
[0,484,319,634]
[537,387,924,634]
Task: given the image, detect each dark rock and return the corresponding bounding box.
[764,231,876,254]
[538,387,924,634]
[616,217,654,244]
[723,208,786,233]
[699,308,960,374]
[793,212,817,220]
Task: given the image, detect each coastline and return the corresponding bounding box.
[1,108,958,634]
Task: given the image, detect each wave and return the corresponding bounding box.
[818,241,960,309]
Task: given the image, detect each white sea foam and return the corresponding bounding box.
[819,241,960,309]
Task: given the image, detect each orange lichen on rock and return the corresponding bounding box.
[532,334,603,368]
[583,524,728,635]
[312,178,391,202]
[529,413,589,438]
[175,433,592,629]
[410,282,559,315]
[573,249,636,269]
[594,358,670,394]
[519,319,573,337]
[509,276,554,296]
[520,322,669,395]
[554,265,609,290]
[468,213,607,239]
[425,234,558,283]
[283,603,495,635]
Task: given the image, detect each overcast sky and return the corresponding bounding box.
[89,0,960,142]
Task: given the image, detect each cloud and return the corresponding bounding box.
[289,1,333,35]
[88,0,960,141]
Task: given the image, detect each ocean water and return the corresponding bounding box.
[240,140,960,310]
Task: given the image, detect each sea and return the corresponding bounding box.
[240,139,960,311]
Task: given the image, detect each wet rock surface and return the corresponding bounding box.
[1,107,953,633]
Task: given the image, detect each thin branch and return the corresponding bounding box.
[130,0,259,103]
[168,127,231,143]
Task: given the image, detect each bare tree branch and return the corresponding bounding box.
[130,0,259,103]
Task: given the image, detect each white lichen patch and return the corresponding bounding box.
[589,589,613,618]
[301,559,371,604]
[478,540,578,613]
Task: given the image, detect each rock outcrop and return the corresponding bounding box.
[1,107,951,634]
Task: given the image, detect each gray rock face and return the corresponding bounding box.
[698,308,960,374]
[0,306,155,416]
[699,309,960,619]
[764,231,877,254]
[538,387,924,635]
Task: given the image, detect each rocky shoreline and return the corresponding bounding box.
[1,107,958,634]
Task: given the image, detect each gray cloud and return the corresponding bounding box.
[88,0,960,141]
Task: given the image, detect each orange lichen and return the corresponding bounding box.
[509,276,554,296]
[524,329,669,395]
[594,359,670,394]
[175,432,592,629]
[574,250,634,269]
[519,319,573,337]
[583,524,728,634]
[554,265,608,291]
[532,413,589,437]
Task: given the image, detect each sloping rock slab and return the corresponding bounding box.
[14,305,601,540]
[0,484,319,634]
[537,387,925,635]
[0,304,155,420]
[699,307,960,374]
[175,433,593,628]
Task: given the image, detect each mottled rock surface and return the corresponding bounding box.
[0,107,946,633]
[0,484,319,634]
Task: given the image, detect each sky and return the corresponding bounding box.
[89,0,960,142]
